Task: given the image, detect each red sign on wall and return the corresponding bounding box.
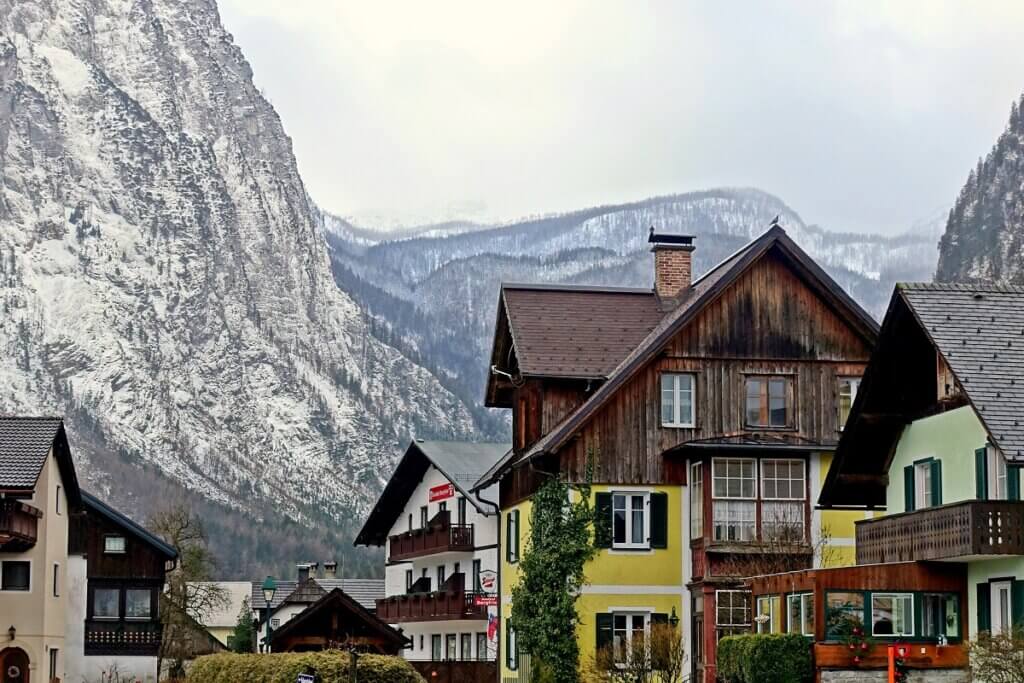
[474,595,499,607]
[429,483,455,502]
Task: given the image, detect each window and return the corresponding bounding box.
[692,595,704,669]
[712,459,756,541]
[104,535,126,554]
[922,593,959,640]
[406,570,413,592]
[838,377,860,429]
[716,590,751,636]
[506,511,520,563]
[612,492,649,549]
[126,589,152,619]
[457,496,467,525]
[661,373,696,427]
[53,563,59,597]
[56,485,62,514]
[437,565,446,589]
[825,592,864,640]
[761,459,806,542]
[1,560,30,591]
[93,587,121,619]
[461,633,472,660]
[915,461,934,510]
[407,513,413,532]
[989,448,1009,501]
[787,593,814,636]
[419,635,424,651]
[431,634,442,661]
[756,595,781,634]
[472,559,482,592]
[690,462,703,539]
[271,618,280,628]
[745,376,792,428]
[476,632,487,661]
[613,612,649,664]
[49,648,58,683]
[992,581,1012,635]
[871,593,914,636]
[506,624,518,670]
[420,506,428,528]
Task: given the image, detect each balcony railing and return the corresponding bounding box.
[856,499,1024,564]
[389,512,474,561]
[0,499,41,552]
[377,572,489,623]
[84,620,162,656]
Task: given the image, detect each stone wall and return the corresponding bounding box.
[821,669,970,683]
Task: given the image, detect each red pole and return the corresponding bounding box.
[887,644,895,683]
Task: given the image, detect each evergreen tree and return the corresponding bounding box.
[230,598,255,653]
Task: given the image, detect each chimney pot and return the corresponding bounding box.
[324,561,338,579]
[649,229,695,305]
[297,563,311,584]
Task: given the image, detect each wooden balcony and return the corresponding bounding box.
[0,499,41,552]
[856,499,1024,564]
[84,620,162,656]
[376,573,489,623]
[389,511,474,562]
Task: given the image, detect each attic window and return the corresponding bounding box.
[104,535,126,554]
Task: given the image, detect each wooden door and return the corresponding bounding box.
[0,648,29,683]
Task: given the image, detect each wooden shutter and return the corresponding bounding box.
[1010,466,1021,501]
[977,583,991,633]
[1013,581,1024,628]
[596,613,613,653]
[650,492,669,549]
[976,447,989,500]
[930,460,943,506]
[595,493,613,548]
[903,465,915,512]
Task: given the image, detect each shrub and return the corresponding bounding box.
[186,651,424,683]
[716,634,812,683]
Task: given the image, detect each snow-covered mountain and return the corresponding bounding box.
[326,189,944,418]
[0,0,491,575]
[938,93,1024,283]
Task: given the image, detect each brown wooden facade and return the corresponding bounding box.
[272,589,409,654]
[0,499,42,552]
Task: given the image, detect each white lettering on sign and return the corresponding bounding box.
[429,483,455,502]
[478,569,497,592]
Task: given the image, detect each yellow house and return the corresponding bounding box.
[475,226,876,682]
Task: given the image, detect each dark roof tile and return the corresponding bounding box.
[0,417,64,489]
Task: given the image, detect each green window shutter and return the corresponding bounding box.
[512,510,520,562]
[650,492,669,549]
[650,612,669,626]
[506,511,519,563]
[1009,466,1021,501]
[903,465,915,512]
[595,493,613,548]
[976,447,989,500]
[596,613,613,653]
[977,583,991,633]
[1013,581,1024,628]
[930,460,943,506]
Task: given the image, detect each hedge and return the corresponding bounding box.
[717,634,812,683]
[186,652,424,683]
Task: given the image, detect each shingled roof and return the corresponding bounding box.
[0,417,80,506]
[901,282,1024,458]
[250,578,385,612]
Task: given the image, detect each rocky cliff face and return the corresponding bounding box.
[938,95,1024,283]
[0,0,481,571]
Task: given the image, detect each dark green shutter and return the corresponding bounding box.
[977,583,991,633]
[512,510,519,562]
[651,612,669,626]
[904,465,915,512]
[650,492,669,549]
[930,460,943,506]
[976,447,989,500]
[596,613,613,653]
[1009,466,1021,501]
[1013,581,1024,628]
[506,511,519,563]
[595,493,613,548]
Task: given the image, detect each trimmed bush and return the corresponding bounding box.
[716,634,812,683]
[186,651,424,683]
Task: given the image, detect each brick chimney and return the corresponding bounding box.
[323,561,338,579]
[649,228,695,306]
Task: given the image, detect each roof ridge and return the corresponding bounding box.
[899,281,1024,293]
[501,282,654,294]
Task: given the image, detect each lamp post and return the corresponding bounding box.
[262,576,277,653]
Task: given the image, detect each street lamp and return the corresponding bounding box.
[262,576,277,653]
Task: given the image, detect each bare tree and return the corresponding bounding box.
[150,504,229,679]
[969,630,1024,683]
[715,508,836,579]
[583,624,686,683]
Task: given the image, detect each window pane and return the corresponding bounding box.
[691,463,704,539]
[661,374,675,424]
[746,379,763,426]
[713,501,756,541]
[872,594,913,636]
[126,589,152,619]
[630,496,645,544]
[803,595,815,636]
[1,561,30,591]
[769,379,788,426]
[613,495,626,543]
[762,501,805,542]
[826,592,864,639]
[94,588,120,618]
[104,536,126,553]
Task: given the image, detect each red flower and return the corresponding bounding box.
[848,643,855,650]
[853,656,861,665]
[860,642,868,651]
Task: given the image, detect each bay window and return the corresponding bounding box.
[690,462,703,539]
[712,458,755,541]
[761,459,806,542]
[661,373,696,427]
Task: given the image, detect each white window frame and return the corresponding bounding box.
[787,593,814,636]
[0,559,31,593]
[992,581,1013,635]
[690,462,703,539]
[611,491,650,550]
[871,592,914,637]
[611,611,651,666]
[761,459,806,542]
[712,458,756,542]
[104,535,126,554]
[506,625,518,670]
[716,590,752,628]
[989,447,1009,501]
[661,373,696,427]
[915,461,934,509]
[755,595,780,634]
[837,376,861,430]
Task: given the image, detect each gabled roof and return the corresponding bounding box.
[475,226,879,489]
[269,588,409,650]
[251,578,384,613]
[0,417,80,506]
[355,439,509,547]
[81,490,177,559]
[821,282,1024,507]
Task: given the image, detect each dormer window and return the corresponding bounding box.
[661,373,695,427]
[104,535,126,554]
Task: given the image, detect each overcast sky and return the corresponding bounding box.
[218,1,1024,234]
